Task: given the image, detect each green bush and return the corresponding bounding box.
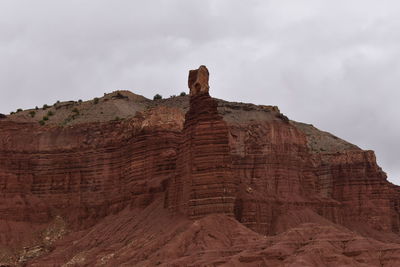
[78,99,83,103]
[16,108,23,113]
[93,97,99,104]
[180,92,186,96]
[43,116,49,121]
[39,120,45,125]
[153,94,162,100]
[43,104,49,110]
[29,111,36,118]
[35,106,39,110]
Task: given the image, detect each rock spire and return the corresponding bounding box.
[188,65,210,96]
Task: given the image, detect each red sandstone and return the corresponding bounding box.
[0,66,400,266]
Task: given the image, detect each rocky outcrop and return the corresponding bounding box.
[188,65,210,96]
[166,66,236,218]
[1,65,400,265]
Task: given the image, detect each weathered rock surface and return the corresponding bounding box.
[1,65,400,266]
[188,65,210,96]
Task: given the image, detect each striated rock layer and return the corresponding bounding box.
[1,66,400,266]
[166,91,236,218]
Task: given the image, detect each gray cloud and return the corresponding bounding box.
[1,0,399,183]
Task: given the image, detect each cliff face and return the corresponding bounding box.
[228,119,398,236]
[1,66,400,266]
[0,107,185,263]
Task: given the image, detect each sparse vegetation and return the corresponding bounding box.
[67,108,80,121]
[39,120,45,125]
[170,95,176,98]
[29,111,36,118]
[16,108,23,113]
[47,111,54,116]
[78,99,83,103]
[43,104,49,110]
[114,116,121,121]
[35,106,39,110]
[153,94,162,100]
[62,117,72,125]
[10,111,15,115]
[43,116,49,121]
[180,92,187,96]
[93,97,99,104]
[54,100,60,106]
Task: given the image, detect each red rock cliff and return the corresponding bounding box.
[1,66,400,266]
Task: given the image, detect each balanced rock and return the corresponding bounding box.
[188,65,210,96]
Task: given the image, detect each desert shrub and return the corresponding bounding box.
[39,120,45,125]
[72,108,79,114]
[47,111,54,116]
[43,104,49,110]
[93,97,99,104]
[180,92,186,96]
[35,106,39,110]
[29,111,36,117]
[78,99,83,103]
[43,116,49,121]
[153,94,162,100]
[16,108,23,113]
[10,112,15,115]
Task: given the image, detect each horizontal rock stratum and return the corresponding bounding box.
[1,66,400,266]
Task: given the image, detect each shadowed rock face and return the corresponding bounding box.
[1,66,400,266]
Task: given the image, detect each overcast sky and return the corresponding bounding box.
[1,1,399,184]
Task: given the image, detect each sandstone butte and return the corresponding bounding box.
[1,66,400,267]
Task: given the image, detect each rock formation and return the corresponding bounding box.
[1,66,400,266]
[188,65,210,96]
[166,65,236,219]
